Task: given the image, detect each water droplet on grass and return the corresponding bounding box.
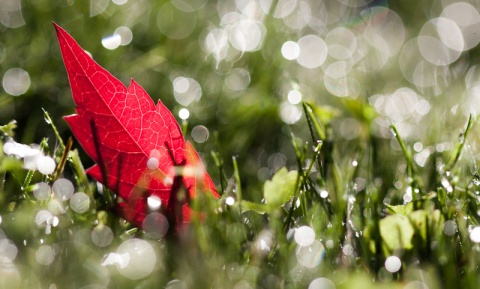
[70,192,90,213]
[443,220,457,236]
[470,226,480,243]
[226,196,235,205]
[287,89,302,104]
[33,182,51,200]
[385,255,401,272]
[320,190,329,199]
[37,155,56,175]
[52,178,74,201]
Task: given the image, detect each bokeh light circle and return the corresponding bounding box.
[326,27,357,60]
[294,226,315,247]
[308,277,335,289]
[91,225,114,247]
[191,125,209,143]
[70,192,90,213]
[173,77,202,106]
[2,68,30,96]
[469,226,480,243]
[115,238,156,280]
[229,19,266,52]
[296,35,328,69]
[35,245,54,265]
[296,240,325,268]
[142,213,169,239]
[0,239,18,262]
[157,2,196,39]
[385,255,402,272]
[281,41,300,60]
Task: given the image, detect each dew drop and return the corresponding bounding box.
[287,89,302,104]
[443,220,457,236]
[147,195,162,211]
[320,190,329,199]
[52,178,74,201]
[385,255,401,272]
[470,226,480,243]
[35,210,53,227]
[37,155,56,175]
[147,157,159,170]
[33,182,51,201]
[178,108,190,120]
[70,192,90,213]
[226,196,235,206]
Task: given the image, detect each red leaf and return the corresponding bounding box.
[54,23,219,228]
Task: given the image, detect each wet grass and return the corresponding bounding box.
[1,107,480,289]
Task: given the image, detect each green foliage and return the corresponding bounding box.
[3,1,480,288]
[263,167,298,207]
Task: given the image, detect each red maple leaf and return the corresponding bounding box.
[54,23,219,228]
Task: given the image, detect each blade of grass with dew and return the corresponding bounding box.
[43,109,91,195]
[232,156,242,204]
[390,124,424,193]
[445,114,475,173]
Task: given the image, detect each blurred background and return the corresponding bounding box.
[2,0,480,200]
